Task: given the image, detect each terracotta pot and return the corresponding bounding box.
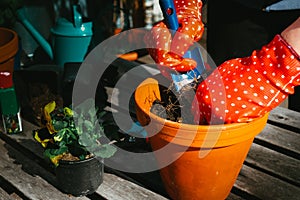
[134,77,269,200]
[56,157,103,196]
[0,27,18,73]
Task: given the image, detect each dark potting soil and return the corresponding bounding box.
[150,83,199,125]
[21,83,63,126]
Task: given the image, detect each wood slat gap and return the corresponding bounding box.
[243,160,299,187]
[253,138,299,160]
[256,123,300,156]
[234,165,300,199]
[267,119,300,135]
[246,143,300,187]
[229,186,260,200]
[0,175,30,200]
[104,167,169,199]
[86,193,107,200]
[268,107,300,132]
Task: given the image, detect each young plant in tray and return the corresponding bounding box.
[33,98,118,166]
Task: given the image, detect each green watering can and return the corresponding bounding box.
[17,4,93,66]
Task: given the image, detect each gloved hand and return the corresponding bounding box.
[191,34,300,124]
[145,0,204,77]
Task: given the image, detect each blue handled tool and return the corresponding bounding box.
[159,0,206,91]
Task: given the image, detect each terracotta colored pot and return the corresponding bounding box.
[134,77,269,200]
[0,27,18,73]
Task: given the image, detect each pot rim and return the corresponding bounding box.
[0,27,18,62]
[134,77,269,148]
[58,156,103,166]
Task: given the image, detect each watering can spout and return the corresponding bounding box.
[16,8,54,60]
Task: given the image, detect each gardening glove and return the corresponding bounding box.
[145,0,204,78]
[192,34,300,124]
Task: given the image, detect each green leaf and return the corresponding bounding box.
[79,154,86,160]
[53,131,63,142]
[52,120,67,131]
[33,98,117,165]
[78,132,94,147]
[66,129,77,140]
[44,146,68,158]
[55,129,67,141]
[83,120,94,131]
[97,110,106,118]
[93,144,117,158]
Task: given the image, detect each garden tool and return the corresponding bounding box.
[159,0,207,91]
[264,0,300,12]
[17,4,92,67]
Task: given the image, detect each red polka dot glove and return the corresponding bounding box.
[145,0,204,77]
[192,35,300,124]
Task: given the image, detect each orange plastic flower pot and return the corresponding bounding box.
[0,27,18,73]
[134,77,269,200]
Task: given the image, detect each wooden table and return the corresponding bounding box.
[0,59,299,199]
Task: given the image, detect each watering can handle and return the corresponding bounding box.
[16,7,53,60]
[73,4,82,28]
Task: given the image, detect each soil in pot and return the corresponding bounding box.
[150,82,197,124]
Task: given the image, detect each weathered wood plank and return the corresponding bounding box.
[2,83,299,200]
[0,120,48,167]
[234,165,300,200]
[0,139,89,200]
[246,143,300,186]
[97,173,168,200]
[9,193,23,200]
[268,106,300,131]
[0,120,169,199]
[255,124,300,157]
[0,187,15,200]
[226,192,246,200]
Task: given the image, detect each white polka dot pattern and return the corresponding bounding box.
[145,0,204,75]
[192,35,300,124]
